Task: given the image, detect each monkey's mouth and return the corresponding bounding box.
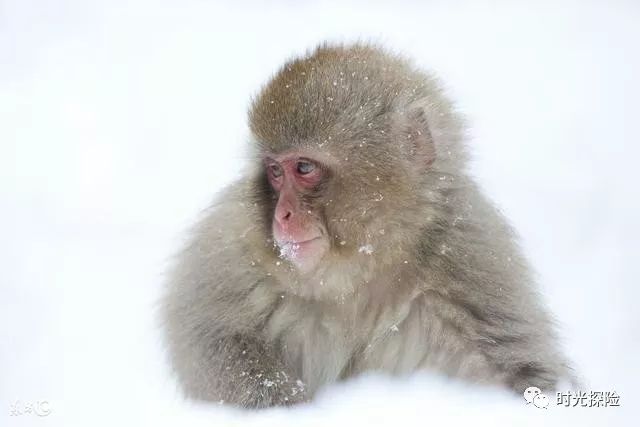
[285,237,321,245]
[278,237,319,252]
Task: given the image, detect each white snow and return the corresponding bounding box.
[358,244,374,255]
[1,0,639,426]
[278,242,300,260]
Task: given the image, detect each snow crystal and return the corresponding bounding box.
[278,242,300,259]
[358,244,374,255]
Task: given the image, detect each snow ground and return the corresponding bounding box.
[1,0,639,425]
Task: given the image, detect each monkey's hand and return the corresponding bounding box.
[177,333,307,409]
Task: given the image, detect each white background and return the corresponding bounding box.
[1,0,638,425]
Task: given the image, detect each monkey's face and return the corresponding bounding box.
[265,152,331,274]
[261,138,428,280]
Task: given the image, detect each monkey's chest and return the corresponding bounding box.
[276,314,354,394]
[266,301,428,394]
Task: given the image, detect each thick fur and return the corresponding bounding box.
[162,43,571,408]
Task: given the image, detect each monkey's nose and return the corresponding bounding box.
[275,206,293,225]
[275,193,295,226]
[278,211,292,223]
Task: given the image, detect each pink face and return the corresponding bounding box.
[265,152,330,273]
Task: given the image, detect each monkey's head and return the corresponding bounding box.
[248,44,463,290]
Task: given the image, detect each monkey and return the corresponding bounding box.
[161,43,573,409]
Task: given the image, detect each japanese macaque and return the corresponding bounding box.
[162,43,572,408]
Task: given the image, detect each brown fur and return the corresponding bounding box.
[162,43,572,408]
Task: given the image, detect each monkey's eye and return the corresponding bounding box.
[296,160,315,175]
[269,164,283,178]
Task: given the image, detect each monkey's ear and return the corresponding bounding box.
[396,107,436,168]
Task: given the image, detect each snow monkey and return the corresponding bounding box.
[162,43,572,408]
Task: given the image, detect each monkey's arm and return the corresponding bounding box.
[168,329,306,408]
[163,271,307,408]
[163,264,306,407]
[428,186,572,393]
